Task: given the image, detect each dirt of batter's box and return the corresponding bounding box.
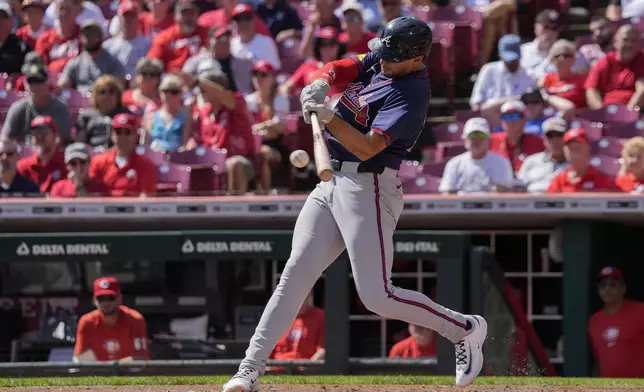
[0,386,641,392]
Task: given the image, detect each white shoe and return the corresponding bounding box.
[455,315,487,387]
[222,366,260,392]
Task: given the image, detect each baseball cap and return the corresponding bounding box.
[23,63,48,83]
[597,266,623,281]
[340,0,364,14]
[93,277,121,297]
[118,0,137,15]
[64,143,90,163]
[498,34,521,62]
[542,117,568,134]
[252,60,276,75]
[462,117,490,139]
[536,9,561,30]
[80,20,103,35]
[175,0,198,12]
[22,0,45,10]
[0,2,12,17]
[500,100,526,114]
[231,3,254,18]
[563,128,589,145]
[30,115,57,133]
[112,113,139,132]
[210,26,231,39]
[521,89,544,105]
[316,26,340,40]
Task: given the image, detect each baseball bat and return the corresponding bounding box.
[310,112,333,182]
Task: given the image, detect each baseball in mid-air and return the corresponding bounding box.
[290,149,310,168]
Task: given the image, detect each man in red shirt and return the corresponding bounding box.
[139,0,175,38]
[147,0,208,72]
[17,115,67,193]
[547,128,618,192]
[89,113,157,197]
[34,0,81,72]
[16,0,47,49]
[50,143,109,197]
[338,1,376,55]
[389,324,437,358]
[588,266,644,378]
[270,292,325,363]
[616,136,644,192]
[489,100,545,172]
[197,0,271,38]
[197,69,256,194]
[585,24,644,110]
[74,277,150,362]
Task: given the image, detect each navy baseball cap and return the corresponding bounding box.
[498,34,521,62]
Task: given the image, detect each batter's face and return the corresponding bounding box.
[379,56,423,78]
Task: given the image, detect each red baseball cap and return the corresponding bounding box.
[316,26,339,40]
[112,113,139,131]
[252,60,275,75]
[231,3,254,18]
[563,128,589,145]
[118,0,137,15]
[30,115,57,133]
[598,266,623,281]
[211,26,231,39]
[93,277,121,297]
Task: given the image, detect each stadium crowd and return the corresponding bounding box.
[0,0,642,197]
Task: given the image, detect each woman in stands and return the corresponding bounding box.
[539,39,588,117]
[122,58,163,116]
[616,137,644,193]
[245,61,290,191]
[143,73,194,153]
[76,75,133,149]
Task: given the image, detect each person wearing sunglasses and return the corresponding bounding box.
[256,0,303,40]
[615,136,644,192]
[589,266,644,378]
[15,0,47,50]
[490,100,544,173]
[338,1,376,55]
[50,142,109,197]
[579,15,616,67]
[77,75,133,149]
[0,139,40,195]
[520,90,548,135]
[122,58,164,116]
[90,113,157,197]
[17,115,68,193]
[517,117,569,193]
[540,39,589,114]
[439,117,513,194]
[230,3,281,71]
[547,128,619,192]
[73,277,150,362]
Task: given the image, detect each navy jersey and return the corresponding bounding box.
[326,51,430,169]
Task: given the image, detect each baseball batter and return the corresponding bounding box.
[223,17,487,392]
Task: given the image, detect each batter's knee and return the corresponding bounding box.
[357,288,392,316]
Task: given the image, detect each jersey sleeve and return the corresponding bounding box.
[370,89,424,145]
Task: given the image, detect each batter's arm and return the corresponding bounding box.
[326,116,388,161]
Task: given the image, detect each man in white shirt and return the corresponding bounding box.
[517,117,569,193]
[44,0,106,34]
[439,117,514,194]
[470,34,535,118]
[229,3,281,70]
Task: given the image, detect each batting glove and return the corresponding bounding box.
[300,79,330,108]
[303,102,334,125]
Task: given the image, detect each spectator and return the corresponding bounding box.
[103,1,152,78]
[147,0,208,73]
[17,115,67,193]
[547,128,618,192]
[585,24,644,110]
[1,63,73,142]
[137,0,175,38]
[44,0,106,35]
[58,21,127,93]
[50,143,109,197]
[521,90,548,135]
[606,0,644,21]
[338,1,376,55]
[10,52,52,92]
[123,58,164,115]
[389,324,436,358]
[15,0,47,50]
[270,292,325,362]
[579,15,616,67]
[616,136,644,192]
[588,266,644,378]
[517,117,569,193]
[246,61,289,190]
[473,0,517,66]
[182,26,254,94]
[0,139,40,195]
[367,0,403,35]
[279,27,346,97]
[77,75,132,149]
[73,277,150,362]
[90,113,157,197]
[256,0,303,39]
[230,4,281,70]
[300,0,343,58]
[195,69,256,194]
[35,0,82,73]
[540,39,588,113]
[0,3,30,74]
[198,0,272,38]
[144,74,193,152]
[470,34,535,117]
[490,101,545,172]
[439,117,513,194]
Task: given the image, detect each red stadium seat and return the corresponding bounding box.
[425,22,455,107]
[169,147,229,193]
[135,145,168,166]
[569,118,603,141]
[156,162,191,194]
[589,155,621,177]
[454,109,481,123]
[433,122,464,143]
[399,160,421,178]
[435,141,466,162]
[58,89,91,119]
[277,35,305,74]
[0,90,24,123]
[590,137,624,158]
[419,160,447,177]
[400,174,442,194]
[578,104,640,124]
[602,120,644,139]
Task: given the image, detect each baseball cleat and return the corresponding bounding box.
[455,315,487,387]
[222,366,260,392]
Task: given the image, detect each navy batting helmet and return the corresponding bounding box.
[368,16,433,63]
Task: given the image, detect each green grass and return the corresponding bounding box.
[0,376,643,388]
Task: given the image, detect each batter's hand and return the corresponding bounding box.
[300,79,330,107]
[303,102,334,124]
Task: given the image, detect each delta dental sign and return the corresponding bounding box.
[16,242,110,257]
